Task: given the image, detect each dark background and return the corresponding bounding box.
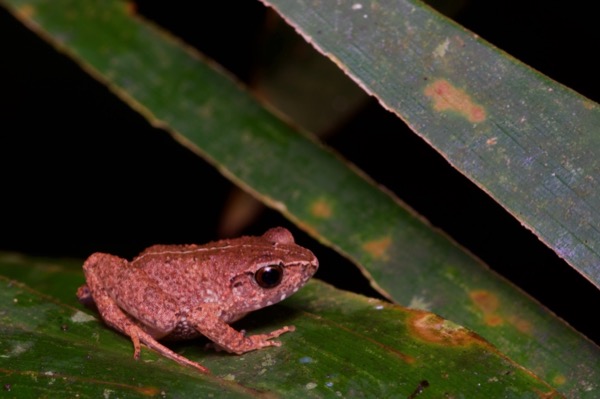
[1,1,599,343]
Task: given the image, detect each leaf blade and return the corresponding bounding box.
[0,262,563,398]
[258,0,600,288]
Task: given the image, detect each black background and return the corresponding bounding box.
[1,1,599,344]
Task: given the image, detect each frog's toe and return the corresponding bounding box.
[76,284,95,307]
[267,325,295,339]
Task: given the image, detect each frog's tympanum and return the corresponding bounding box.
[77,227,318,373]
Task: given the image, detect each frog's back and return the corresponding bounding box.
[138,244,205,257]
[131,242,242,307]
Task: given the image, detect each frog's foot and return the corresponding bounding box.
[83,274,210,373]
[109,312,211,374]
[264,325,296,339]
[189,305,297,355]
[76,284,96,308]
[248,325,295,349]
[240,326,294,352]
[216,325,296,354]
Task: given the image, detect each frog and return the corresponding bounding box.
[76,227,318,373]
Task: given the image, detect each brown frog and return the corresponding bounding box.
[77,227,318,373]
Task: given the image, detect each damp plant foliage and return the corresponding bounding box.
[0,0,598,398]
[0,262,560,398]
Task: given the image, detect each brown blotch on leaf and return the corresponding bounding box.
[534,389,564,399]
[470,290,504,327]
[136,387,161,396]
[424,79,487,123]
[408,312,485,347]
[197,103,214,119]
[124,1,137,15]
[17,4,36,18]
[470,290,498,312]
[310,198,333,219]
[552,374,567,386]
[582,100,594,110]
[486,137,498,146]
[484,314,504,327]
[508,316,533,334]
[362,236,392,260]
[471,291,534,334]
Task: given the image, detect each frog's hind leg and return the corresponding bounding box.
[82,252,181,336]
[82,253,210,373]
[88,283,210,373]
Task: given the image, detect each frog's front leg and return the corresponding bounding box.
[79,253,210,373]
[188,304,295,354]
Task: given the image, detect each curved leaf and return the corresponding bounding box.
[0,257,562,398]
[259,0,600,288]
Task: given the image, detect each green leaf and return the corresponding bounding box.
[0,256,562,398]
[259,0,600,288]
[0,0,598,397]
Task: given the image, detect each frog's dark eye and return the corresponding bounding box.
[255,264,284,288]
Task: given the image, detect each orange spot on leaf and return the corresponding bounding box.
[534,390,563,399]
[582,100,594,110]
[310,198,333,219]
[17,4,36,18]
[470,291,534,334]
[362,236,392,260]
[124,1,137,15]
[136,387,161,396]
[552,374,567,386]
[470,290,504,327]
[484,314,504,327]
[470,290,499,313]
[508,316,533,334]
[424,79,487,123]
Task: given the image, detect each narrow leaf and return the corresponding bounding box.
[259,0,600,288]
[0,259,562,398]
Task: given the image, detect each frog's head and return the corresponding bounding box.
[226,227,318,319]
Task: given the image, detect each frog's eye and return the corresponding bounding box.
[255,264,284,288]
